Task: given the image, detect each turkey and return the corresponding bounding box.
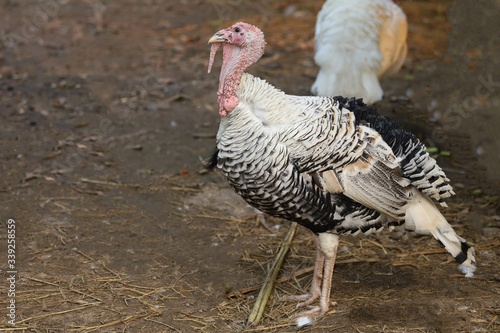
[207,22,475,317]
[312,0,408,104]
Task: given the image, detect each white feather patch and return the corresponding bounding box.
[296,316,314,329]
[458,264,476,278]
[322,170,344,193]
[318,233,340,256]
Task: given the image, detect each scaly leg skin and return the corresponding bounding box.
[295,233,339,317]
[280,236,323,306]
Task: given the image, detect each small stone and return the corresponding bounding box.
[283,4,296,16]
[481,251,495,259]
[406,88,414,99]
[476,145,485,156]
[128,144,142,151]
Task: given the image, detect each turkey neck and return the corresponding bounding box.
[211,36,265,117]
[216,43,246,117]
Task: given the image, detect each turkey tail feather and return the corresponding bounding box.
[405,193,476,275]
[205,148,219,170]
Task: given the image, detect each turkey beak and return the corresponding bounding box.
[208,31,230,44]
[208,29,232,74]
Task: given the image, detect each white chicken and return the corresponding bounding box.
[312,0,408,104]
[206,22,475,318]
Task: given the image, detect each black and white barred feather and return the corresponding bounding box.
[207,73,475,269]
[338,97,455,206]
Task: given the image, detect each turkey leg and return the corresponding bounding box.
[281,233,339,317]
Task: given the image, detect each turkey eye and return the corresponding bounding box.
[235,27,240,32]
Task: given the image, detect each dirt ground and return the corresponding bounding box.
[1,0,499,332]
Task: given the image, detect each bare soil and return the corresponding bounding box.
[0,1,499,332]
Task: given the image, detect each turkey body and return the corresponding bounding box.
[207,22,475,318]
[312,0,408,104]
[211,74,391,235]
[209,73,458,238]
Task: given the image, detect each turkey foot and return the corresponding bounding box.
[295,301,338,318]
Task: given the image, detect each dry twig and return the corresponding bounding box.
[247,222,298,326]
[16,303,100,324]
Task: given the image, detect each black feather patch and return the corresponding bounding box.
[454,241,472,263]
[205,148,219,170]
[436,239,471,264]
[454,252,467,264]
[332,96,420,160]
[461,241,471,254]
